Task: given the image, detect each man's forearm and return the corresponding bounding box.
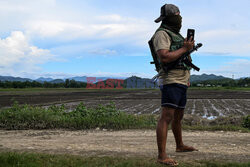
[159,47,188,63]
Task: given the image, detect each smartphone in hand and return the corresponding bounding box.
[187,29,195,41]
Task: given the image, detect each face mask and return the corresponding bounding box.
[161,15,182,33]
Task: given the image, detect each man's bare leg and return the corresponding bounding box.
[172,108,198,152]
[156,107,178,165]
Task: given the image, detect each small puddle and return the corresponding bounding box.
[202,115,218,120]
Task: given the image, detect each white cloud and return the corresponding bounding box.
[0,31,55,76]
[89,49,117,55]
[1,0,250,56]
[0,0,56,11]
[196,29,250,56]
[198,30,245,40]
[97,14,123,22]
[0,0,57,34]
[25,16,154,42]
[192,59,250,78]
[27,21,88,39]
[0,1,155,44]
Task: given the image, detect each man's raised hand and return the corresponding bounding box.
[183,36,195,52]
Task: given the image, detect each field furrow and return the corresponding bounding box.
[1,89,250,119]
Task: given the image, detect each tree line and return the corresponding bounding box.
[191,78,250,87]
[0,77,249,88]
[0,79,87,88]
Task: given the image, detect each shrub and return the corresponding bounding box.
[242,115,250,129]
[0,101,157,130]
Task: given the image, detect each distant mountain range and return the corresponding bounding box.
[0,76,32,82]
[0,75,125,83]
[190,74,231,82]
[36,77,54,82]
[0,74,232,83]
[68,76,120,82]
[123,74,233,88]
[0,74,244,88]
[0,74,231,82]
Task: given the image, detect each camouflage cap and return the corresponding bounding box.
[155,4,180,23]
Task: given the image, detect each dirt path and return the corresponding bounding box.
[0,129,249,162]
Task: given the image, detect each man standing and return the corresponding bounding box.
[151,4,198,166]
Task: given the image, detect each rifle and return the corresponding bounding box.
[163,43,203,72]
[149,42,203,81]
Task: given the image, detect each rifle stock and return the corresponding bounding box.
[148,39,161,72]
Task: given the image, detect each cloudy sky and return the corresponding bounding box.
[0,0,250,79]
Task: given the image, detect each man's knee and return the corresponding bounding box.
[160,107,175,123]
[173,109,184,122]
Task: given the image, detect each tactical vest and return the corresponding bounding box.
[155,28,191,70]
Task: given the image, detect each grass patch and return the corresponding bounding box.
[0,102,156,130]
[0,102,249,132]
[0,152,249,167]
